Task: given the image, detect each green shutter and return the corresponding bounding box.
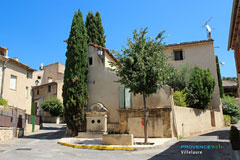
[125,88,131,109]
[119,86,125,109]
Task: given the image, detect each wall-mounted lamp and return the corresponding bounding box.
[97,48,104,63]
[35,80,39,86]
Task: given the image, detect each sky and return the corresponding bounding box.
[0,0,236,77]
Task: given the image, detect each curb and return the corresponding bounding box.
[57,141,135,151]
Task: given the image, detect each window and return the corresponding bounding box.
[37,90,39,95]
[27,72,32,79]
[10,75,17,90]
[0,51,3,56]
[37,76,41,80]
[174,50,183,61]
[119,86,132,109]
[25,87,28,98]
[48,85,51,92]
[88,57,93,66]
[48,77,52,82]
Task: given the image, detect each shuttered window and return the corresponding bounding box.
[10,75,17,90]
[119,86,132,109]
[119,86,125,109]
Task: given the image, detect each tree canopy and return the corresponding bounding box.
[62,9,89,136]
[85,11,106,47]
[110,28,174,143]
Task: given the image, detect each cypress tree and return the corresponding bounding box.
[216,56,224,98]
[62,9,89,136]
[95,11,106,47]
[85,11,98,44]
[85,11,106,47]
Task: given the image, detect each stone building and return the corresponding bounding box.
[83,41,224,138]
[228,0,240,96]
[0,46,35,114]
[32,62,64,122]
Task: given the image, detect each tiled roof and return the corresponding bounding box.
[88,43,117,63]
[32,81,58,89]
[165,39,214,48]
[222,80,238,88]
[8,58,35,72]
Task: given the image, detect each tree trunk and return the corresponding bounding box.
[143,94,148,144]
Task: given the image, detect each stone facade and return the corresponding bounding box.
[0,127,13,142]
[119,108,173,138]
[32,62,64,122]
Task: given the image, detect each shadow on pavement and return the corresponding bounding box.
[199,130,230,140]
[22,125,66,140]
[148,141,232,160]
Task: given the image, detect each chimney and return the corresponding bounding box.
[0,47,8,57]
[4,49,8,57]
[14,57,19,61]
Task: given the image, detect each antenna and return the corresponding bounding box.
[40,63,44,70]
[202,17,213,40]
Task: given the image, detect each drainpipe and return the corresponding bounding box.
[0,58,9,98]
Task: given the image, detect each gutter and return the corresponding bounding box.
[228,0,239,50]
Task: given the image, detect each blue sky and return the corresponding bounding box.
[0,0,235,77]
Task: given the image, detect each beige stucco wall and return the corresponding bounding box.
[88,46,121,123]
[42,62,64,84]
[88,46,173,124]
[174,106,216,137]
[33,70,44,85]
[165,41,221,111]
[2,62,34,114]
[132,86,172,109]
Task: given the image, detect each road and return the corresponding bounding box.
[0,123,235,160]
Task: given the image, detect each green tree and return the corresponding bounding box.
[85,11,106,47]
[62,10,89,136]
[95,11,106,47]
[173,91,187,107]
[186,66,216,109]
[216,56,224,98]
[85,11,98,44]
[110,28,174,143]
[167,64,193,91]
[40,98,63,117]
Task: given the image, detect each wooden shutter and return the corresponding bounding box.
[125,88,131,109]
[119,86,125,109]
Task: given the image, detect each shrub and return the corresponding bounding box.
[40,98,63,117]
[0,98,8,108]
[167,64,193,91]
[222,96,240,124]
[231,117,239,124]
[223,115,231,126]
[173,91,187,107]
[186,66,216,109]
[229,126,240,150]
[108,129,121,134]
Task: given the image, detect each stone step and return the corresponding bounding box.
[77,132,105,138]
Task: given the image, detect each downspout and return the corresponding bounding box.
[170,88,179,138]
[0,58,9,98]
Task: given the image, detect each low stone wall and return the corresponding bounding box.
[173,106,224,137]
[119,108,173,138]
[102,134,133,145]
[42,111,58,123]
[0,127,13,142]
[24,123,40,135]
